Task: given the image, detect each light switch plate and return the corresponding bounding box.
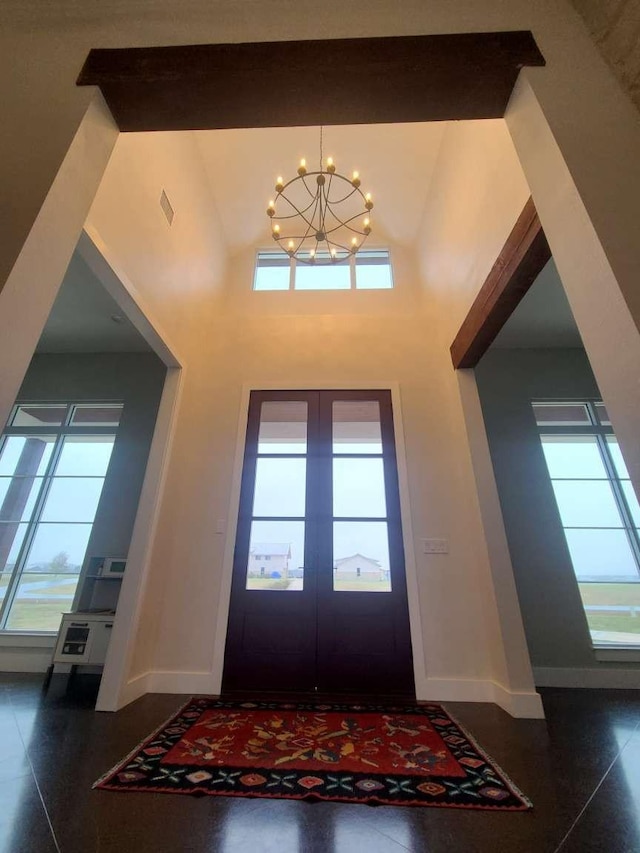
[422,538,449,554]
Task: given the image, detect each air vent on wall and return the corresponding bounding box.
[160,189,174,225]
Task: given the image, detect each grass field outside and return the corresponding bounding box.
[579,582,640,638]
[0,572,78,631]
[333,579,392,592]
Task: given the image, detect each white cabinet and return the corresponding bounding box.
[52,612,114,666]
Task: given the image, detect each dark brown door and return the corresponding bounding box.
[222,390,414,697]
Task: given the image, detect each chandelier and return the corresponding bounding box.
[266,128,373,264]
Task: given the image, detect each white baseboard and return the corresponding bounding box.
[534,666,640,689]
[491,681,545,718]
[0,645,53,673]
[420,677,545,719]
[148,670,217,695]
[96,670,152,712]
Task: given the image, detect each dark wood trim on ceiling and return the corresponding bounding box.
[77,32,544,132]
[450,197,551,369]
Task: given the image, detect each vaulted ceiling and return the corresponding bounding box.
[193,122,448,253]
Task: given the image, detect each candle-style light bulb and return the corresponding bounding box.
[330,247,337,261]
[272,224,281,240]
[297,158,307,176]
[351,170,361,188]
[327,156,336,174]
[275,176,284,192]
[363,217,371,235]
[267,199,275,217]
[365,192,374,210]
[287,240,295,256]
[351,236,358,253]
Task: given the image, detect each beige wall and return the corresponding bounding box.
[79,116,541,714]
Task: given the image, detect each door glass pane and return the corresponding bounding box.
[333,458,387,518]
[0,436,55,477]
[565,529,639,581]
[258,402,307,454]
[606,437,630,479]
[253,458,306,517]
[551,480,623,528]
[0,476,43,521]
[40,478,106,523]
[54,436,115,476]
[541,436,607,479]
[10,405,67,427]
[5,572,79,632]
[70,404,123,427]
[333,401,382,454]
[333,521,391,591]
[246,520,305,591]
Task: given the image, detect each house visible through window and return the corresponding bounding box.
[533,400,640,646]
[253,249,393,291]
[0,403,122,632]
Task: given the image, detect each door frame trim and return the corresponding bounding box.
[212,380,427,699]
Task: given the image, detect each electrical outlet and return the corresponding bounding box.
[422,538,449,554]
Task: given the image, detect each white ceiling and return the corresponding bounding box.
[491,258,583,349]
[194,122,449,252]
[37,252,152,353]
[37,127,582,353]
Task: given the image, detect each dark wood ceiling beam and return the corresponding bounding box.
[77,32,544,132]
[450,197,551,369]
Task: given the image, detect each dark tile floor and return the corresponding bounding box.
[2,675,640,853]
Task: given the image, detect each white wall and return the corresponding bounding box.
[415,119,538,707]
[83,131,228,689]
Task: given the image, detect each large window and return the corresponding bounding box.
[534,400,640,646]
[253,249,393,291]
[0,403,122,632]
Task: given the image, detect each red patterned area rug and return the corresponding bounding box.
[94,698,531,810]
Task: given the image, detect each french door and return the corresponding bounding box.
[222,390,414,697]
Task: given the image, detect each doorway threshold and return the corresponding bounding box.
[220,689,417,705]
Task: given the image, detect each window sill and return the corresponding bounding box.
[594,646,640,663]
[0,632,56,649]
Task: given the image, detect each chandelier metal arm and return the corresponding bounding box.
[322,209,368,234]
[267,146,373,263]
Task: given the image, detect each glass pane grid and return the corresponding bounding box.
[10,405,68,428]
[245,520,305,592]
[333,520,392,593]
[532,402,591,426]
[0,409,119,632]
[537,404,640,645]
[253,251,393,291]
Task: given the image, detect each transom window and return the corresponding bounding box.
[533,400,640,647]
[253,249,393,291]
[0,403,122,632]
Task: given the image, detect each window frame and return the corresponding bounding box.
[534,398,640,646]
[253,248,394,291]
[0,401,122,634]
